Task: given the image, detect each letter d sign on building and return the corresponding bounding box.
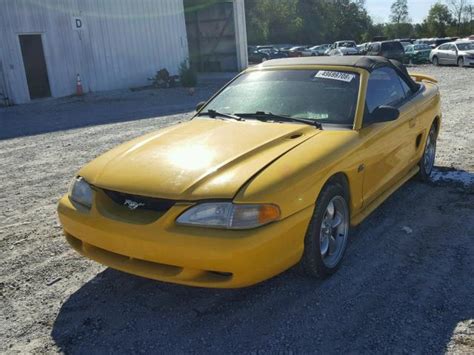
[72,17,85,31]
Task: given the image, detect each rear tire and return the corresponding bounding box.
[418,124,437,181]
[458,57,464,67]
[432,56,439,66]
[300,182,350,278]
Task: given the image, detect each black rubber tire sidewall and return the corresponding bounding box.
[300,183,350,278]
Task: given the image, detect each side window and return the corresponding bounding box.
[398,76,412,97]
[439,44,448,50]
[365,67,407,115]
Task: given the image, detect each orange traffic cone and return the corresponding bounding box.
[76,74,83,96]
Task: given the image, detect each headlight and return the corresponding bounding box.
[68,176,93,209]
[176,202,280,229]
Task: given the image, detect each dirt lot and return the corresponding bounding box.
[1,65,473,354]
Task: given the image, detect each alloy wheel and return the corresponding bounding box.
[423,128,436,174]
[319,196,349,268]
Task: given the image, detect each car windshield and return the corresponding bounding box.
[456,42,474,50]
[200,69,360,125]
[414,44,431,50]
[338,42,356,48]
[382,42,402,50]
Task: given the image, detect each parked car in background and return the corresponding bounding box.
[404,44,432,64]
[394,38,414,43]
[357,42,370,55]
[327,41,359,56]
[326,48,356,56]
[414,38,436,48]
[415,37,457,49]
[366,41,404,62]
[400,41,412,50]
[248,47,287,63]
[287,46,309,57]
[332,40,358,50]
[301,44,331,56]
[430,41,474,67]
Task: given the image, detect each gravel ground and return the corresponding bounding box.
[1,65,473,354]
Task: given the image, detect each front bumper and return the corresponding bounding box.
[58,192,313,288]
[464,57,474,66]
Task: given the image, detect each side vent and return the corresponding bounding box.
[416,133,423,148]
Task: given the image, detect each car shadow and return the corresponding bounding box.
[51,177,473,353]
[0,83,225,141]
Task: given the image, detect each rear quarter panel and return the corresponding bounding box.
[413,81,442,160]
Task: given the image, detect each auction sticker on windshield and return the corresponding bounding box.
[314,70,355,82]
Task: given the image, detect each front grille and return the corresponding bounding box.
[103,189,175,212]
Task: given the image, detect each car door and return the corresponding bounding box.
[446,44,458,64]
[358,67,420,207]
[436,44,449,64]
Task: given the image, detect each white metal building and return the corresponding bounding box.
[0,0,248,104]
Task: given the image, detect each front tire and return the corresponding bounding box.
[300,183,350,278]
[432,56,439,66]
[418,124,437,181]
[458,57,464,67]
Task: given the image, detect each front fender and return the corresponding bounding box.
[234,130,363,221]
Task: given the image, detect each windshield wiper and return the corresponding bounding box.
[235,111,322,129]
[198,109,243,121]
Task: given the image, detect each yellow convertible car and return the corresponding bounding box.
[58,56,441,288]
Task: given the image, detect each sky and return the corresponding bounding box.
[365,0,439,24]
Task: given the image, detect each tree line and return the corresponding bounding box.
[245,0,474,44]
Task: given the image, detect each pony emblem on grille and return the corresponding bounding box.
[124,199,146,210]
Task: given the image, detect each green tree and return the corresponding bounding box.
[389,0,411,37]
[245,0,303,44]
[245,0,376,45]
[424,3,453,37]
[327,0,373,42]
[446,0,468,34]
[384,22,415,38]
[390,0,410,24]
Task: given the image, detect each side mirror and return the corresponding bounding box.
[196,101,206,112]
[365,105,400,125]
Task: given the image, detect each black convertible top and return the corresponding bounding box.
[259,56,420,91]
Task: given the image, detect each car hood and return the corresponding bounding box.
[79,118,320,200]
[340,47,358,54]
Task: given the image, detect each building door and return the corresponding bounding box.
[184,1,237,72]
[19,34,51,99]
